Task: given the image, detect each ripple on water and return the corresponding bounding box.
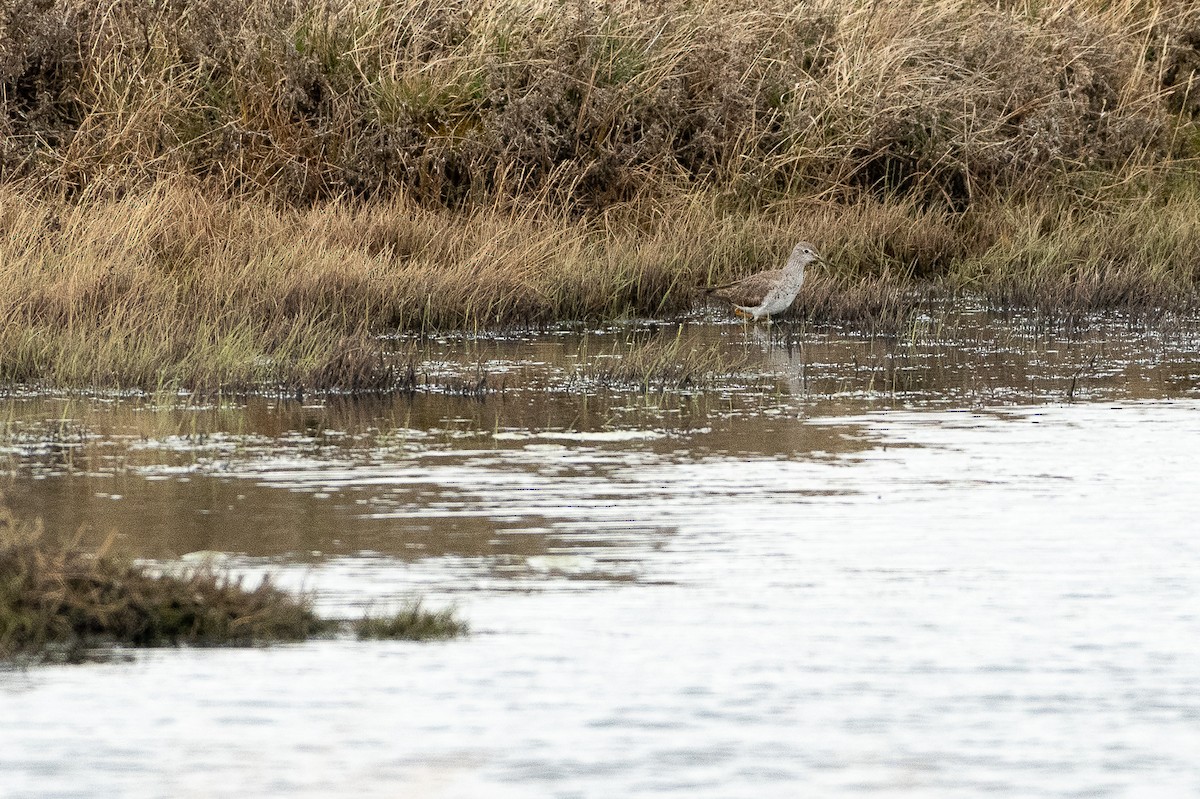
[2,321,1200,797]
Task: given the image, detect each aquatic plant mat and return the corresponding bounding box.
[0,505,466,664]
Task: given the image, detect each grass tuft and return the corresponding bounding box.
[355,602,468,641]
[0,502,466,662]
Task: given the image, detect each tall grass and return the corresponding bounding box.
[4,177,1200,389]
[0,182,766,388]
[3,0,1197,204]
[3,0,1200,390]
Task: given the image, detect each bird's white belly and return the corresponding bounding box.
[758,293,795,315]
[750,276,804,318]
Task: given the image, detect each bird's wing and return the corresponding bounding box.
[707,270,782,308]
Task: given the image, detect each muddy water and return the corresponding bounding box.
[2,315,1200,798]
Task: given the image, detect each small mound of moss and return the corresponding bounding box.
[355,603,468,641]
[0,505,466,663]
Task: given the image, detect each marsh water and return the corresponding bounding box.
[3,311,1200,798]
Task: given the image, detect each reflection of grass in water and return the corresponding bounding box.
[572,326,755,391]
[355,602,468,641]
[0,503,466,663]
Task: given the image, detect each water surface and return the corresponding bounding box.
[2,315,1199,798]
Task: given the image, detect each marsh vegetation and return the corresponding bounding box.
[355,602,469,641]
[3,0,1200,390]
[0,502,467,663]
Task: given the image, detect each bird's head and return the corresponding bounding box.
[787,241,825,271]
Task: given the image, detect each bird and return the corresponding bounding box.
[703,241,824,322]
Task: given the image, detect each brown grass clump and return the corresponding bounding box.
[0,503,331,662]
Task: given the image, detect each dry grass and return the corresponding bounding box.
[2,0,1197,204]
[3,177,1200,390]
[951,185,1200,315]
[0,182,759,388]
[3,0,1200,390]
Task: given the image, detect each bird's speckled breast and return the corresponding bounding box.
[759,269,806,315]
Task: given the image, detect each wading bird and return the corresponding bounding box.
[703,241,824,322]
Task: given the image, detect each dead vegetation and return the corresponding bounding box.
[2,0,1200,390]
[2,0,1196,205]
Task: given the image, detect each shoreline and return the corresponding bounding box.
[3,183,1199,392]
[5,0,1200,391]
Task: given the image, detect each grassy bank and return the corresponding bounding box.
[3,0,1200,390]
[4,0,1196,202]
[4,180,1199,389]
[0,503,467,662]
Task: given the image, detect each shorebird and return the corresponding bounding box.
[703,241,824,322]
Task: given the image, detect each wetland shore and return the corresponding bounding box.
[4,0,1200,391]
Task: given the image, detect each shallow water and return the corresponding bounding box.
[2,315,1200,798]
